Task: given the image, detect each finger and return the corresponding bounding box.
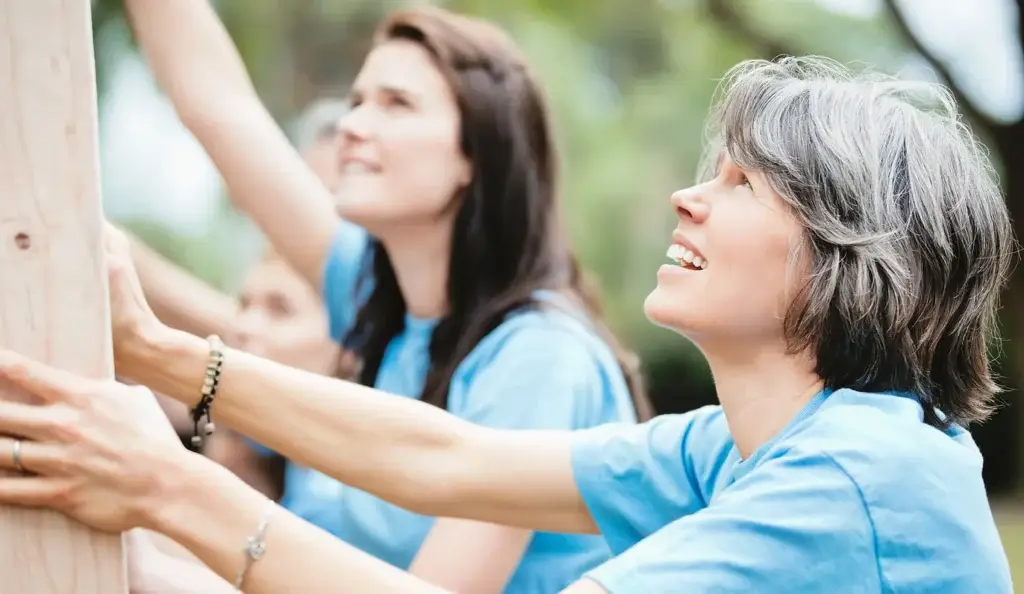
[0,350,88,404]
[0,475,71,508]
[103,221,128,249]
[0,436,69,476]
[104,225,133,267]
[0,400,58,440]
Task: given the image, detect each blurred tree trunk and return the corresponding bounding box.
[706,0,1024,492]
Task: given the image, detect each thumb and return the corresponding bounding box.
[103,222,130,254]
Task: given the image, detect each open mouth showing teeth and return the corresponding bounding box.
[666,243,707,270]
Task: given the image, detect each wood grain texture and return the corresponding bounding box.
[0,0,127,592]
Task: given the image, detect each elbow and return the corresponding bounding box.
[175,101,222,140]
[391,427,479,517]
[175,102,210,133]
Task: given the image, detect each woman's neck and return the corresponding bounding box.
[380,226,451,320]
[705,343,823,460]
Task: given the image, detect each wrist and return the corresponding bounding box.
[115,319,175,378]
[142,449,218,535]
[115,324,208,407]
[136,446,278,589]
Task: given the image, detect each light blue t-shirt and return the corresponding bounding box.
[263,221,639,593]
[571,387,1013,593]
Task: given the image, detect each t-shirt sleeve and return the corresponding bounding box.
[583,449,881,594]
[452,325,615,431]
[570,407,731,554]
[321,219,370,342]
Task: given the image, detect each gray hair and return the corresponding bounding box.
[289,97,349,150]
[699,56,1015,426]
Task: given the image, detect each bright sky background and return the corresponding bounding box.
[99,0,1023,233]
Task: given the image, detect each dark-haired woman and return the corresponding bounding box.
[107,2,650,593]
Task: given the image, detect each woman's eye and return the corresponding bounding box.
[389,96,411,109]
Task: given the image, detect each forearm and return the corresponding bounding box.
[120,327,469,515]
[147,451,448,594]
[409,519,533,594]
[129,235,237,339]
[117,326,596,534]
[144,290,235,343]
[123,0,256,123]
[124,0,339,286]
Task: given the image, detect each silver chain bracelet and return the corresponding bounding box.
[234,499,278,590]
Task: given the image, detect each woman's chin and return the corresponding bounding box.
[335,201,428,239]
[335,200,375,224]
[643,287,689,333]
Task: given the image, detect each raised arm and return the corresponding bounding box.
[123,0,338,288]
[119,325,599,536]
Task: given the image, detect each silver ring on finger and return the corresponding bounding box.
[12,438,24,474]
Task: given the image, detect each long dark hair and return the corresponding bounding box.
[341,7,652,421]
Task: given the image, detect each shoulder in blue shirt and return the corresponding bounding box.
[571,388,1013,594]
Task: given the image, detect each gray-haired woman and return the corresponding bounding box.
[0,55,1013,594]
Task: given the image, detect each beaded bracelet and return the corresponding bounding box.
[188,334,224,450]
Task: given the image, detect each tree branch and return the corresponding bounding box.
[881,0,996,131]
[704,0,796,61]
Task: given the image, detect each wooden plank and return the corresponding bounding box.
[0,1,127,592]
